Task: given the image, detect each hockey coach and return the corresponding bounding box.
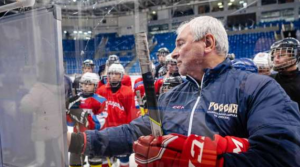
[67,16,300,167]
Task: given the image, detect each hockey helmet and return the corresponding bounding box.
[253,52,272,75]
[157,47,170,57]
[106,55,120,66]
[82,59,95,68]
[80,72,99,96]
[270,37,300,71]
[160,76,183,94]
[108,63,125,87]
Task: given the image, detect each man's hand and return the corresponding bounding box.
[133,134,249,167]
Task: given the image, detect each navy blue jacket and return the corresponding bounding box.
[85,58,300,167]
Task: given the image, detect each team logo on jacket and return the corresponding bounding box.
[207,102,238,120]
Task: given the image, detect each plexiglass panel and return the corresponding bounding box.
[0,6,67,167]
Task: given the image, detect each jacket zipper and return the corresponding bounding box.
[187,75,204,136]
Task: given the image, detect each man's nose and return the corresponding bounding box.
[171,51,179,60]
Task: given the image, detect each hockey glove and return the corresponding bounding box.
[67,108,89,127]
[133,133,249,167]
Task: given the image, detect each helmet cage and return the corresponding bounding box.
[160,83,171,94]
[160,76,182,94]
[156,48,170,57]
[82,59,95,68]
[156,52,169,57]
[158,66,167,77]
[271,47,298,71]
[106,55,120,66]
[166,58,177,65]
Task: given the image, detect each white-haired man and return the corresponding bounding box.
[68,16,300,167]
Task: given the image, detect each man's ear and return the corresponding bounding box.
[204,34,215,53]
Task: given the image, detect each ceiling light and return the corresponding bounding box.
[218,2,222,5]
[73,31,77,34]
[88,31,92,34]
[228,2,232,6]
[152,11,156,14]
[78,31,82,34]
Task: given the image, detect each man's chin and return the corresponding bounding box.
[178,69,186,76]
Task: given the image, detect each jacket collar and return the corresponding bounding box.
[186,58,232,87]
[278,68,300,78]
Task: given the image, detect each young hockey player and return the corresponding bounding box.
[159,76,183,94]
[97,55,132,89]
[154,47,170,78]
[67,72,109,167]
[72,59,95,96]
[270,37,300,108]
[95,63,135,167]
[155,54,181,96]
[68,16,300,167]
[253,52,272,75]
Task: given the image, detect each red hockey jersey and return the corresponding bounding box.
[133,77,145,98]
[154,76,164,95]
[96,84,136,127]
[67,94,107,132]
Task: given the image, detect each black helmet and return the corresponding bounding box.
[157,47,170,56]
[270,37,300,71]
[82,59,95,68]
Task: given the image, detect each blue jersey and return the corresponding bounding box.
[85,58,300,166]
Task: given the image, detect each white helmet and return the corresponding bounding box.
[108,63,125,87]
[253,52,272,75]
[253,52,272,67]
[108,63,125,77]
[80,72,99,96]
[80,72,99,85]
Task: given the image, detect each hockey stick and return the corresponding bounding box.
[135,32,162,136]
